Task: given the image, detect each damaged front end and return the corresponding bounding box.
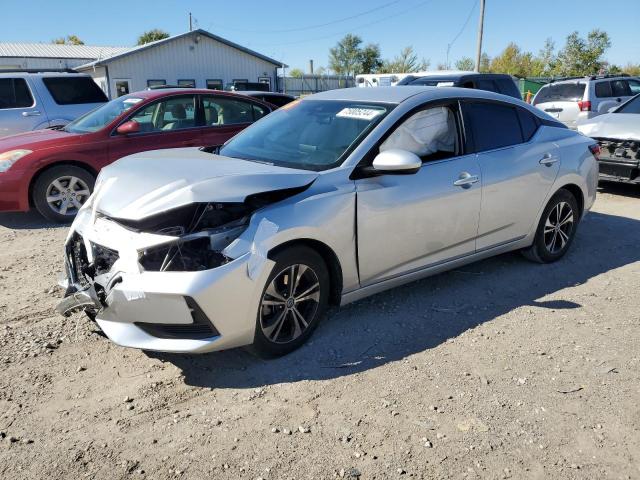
[55,186,308,321]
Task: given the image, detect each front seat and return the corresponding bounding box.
[163,103,189,130]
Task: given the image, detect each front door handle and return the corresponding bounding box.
[22,110,41,117]
[453,172,479,188]
[539,153,559,166]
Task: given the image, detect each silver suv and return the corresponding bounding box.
[0,72,107,137]
[532,75,640,129]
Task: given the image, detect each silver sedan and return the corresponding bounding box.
[57,87,599,356]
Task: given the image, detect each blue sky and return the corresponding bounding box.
[4,0,640,71]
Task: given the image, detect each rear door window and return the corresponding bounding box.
[516,108,539,141]
[462,101,523,152]
[0,78,34,109]
[42,77,108,105]
[495,78,520,98]
[475,78,498,92]
[595,81,612,98]
[201,96,262,126]
[533,83,586,104]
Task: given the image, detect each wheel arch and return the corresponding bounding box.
[556,183,585,218]
[267,238,344,306]
[28,161,98,207]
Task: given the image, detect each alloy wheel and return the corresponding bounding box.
[45,176,91,216]
[543,201,574,254]
[259,264,320,344]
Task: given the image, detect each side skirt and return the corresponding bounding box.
[340,236,530,306]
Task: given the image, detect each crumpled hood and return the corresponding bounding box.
[577,113,640,141]
[90,148,319,220]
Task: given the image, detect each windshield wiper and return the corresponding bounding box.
[47,125,66,131]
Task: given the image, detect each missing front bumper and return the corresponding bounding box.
[55,288,101,317]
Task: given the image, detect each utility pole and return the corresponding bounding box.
[189,12,193,32]
[474,0,486,72]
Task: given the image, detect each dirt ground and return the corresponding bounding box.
[0,182,639,480]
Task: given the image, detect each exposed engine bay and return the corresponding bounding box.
[58,185,311,318]
[595,137,640,183]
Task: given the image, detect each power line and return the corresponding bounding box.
[446,0,478,67]
[207,0,405,34]
[257,0,435,48]
[448,0,478,51]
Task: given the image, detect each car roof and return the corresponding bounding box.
[306,86,519,105]
[237,91,295,98]
[128,88,264,100]
[0,71,91,78]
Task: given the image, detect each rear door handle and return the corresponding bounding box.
[22,110,41,117]
[453,172,479,188]
[539,153,559,166]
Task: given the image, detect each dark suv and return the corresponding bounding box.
[397,72,521,99]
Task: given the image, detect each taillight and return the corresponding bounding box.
[588,144,601,160]
[578,100,591,112]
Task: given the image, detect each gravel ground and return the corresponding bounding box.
[0,182,639,480]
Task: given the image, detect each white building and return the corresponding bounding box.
[0,43,128,71]
[76,29,285,98]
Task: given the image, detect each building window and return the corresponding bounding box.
[177,79,196,88]
[147,79,166,88]
[206,79,223,90]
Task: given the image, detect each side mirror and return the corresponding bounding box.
[371,149,422,175]
[116,120,140,135]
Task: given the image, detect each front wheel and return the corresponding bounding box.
[32,165,95,223]
[522,189,579,263]
[251,246,329,358]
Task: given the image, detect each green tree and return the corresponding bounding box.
[329,34,363,77]
[455,57,475,71]
[380,47,428,73]
[531,38,557,76]
[478,52,491,72]
[489,42,534,77]
[622,63,640,76]
[359,43,383,74]
[52,35,84,45]
[137,29,170,46]
[555,29,611,76]
[289,68,304,78]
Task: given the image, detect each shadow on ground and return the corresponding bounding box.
[150,210,640,389]
[0,210,65,230]
[598,181,640,198]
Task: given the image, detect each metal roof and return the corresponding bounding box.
[0,42,130,60]
[76,30,285,69]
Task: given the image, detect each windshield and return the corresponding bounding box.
[533,82,586,105]
[219,100,391,171]
[617,94,640,114]
[65,95,144,133]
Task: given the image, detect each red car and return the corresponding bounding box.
[0,88,272,222]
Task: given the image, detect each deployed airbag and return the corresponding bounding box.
[380,107,456,157]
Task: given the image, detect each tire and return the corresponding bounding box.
[32,165,95,223]
[522,188,579,264]
[251,246,330,358]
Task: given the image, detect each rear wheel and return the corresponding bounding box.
[522,189,579,263]
[251,246,329,357]
[32,165,94,223]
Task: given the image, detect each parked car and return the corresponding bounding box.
[577,93,640,184]
[56,87,598,356]
[235,91,296,108]
[532,75,640,129]
[0,72,108,138]
[396,72,521,99]
[0,89,272,222]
